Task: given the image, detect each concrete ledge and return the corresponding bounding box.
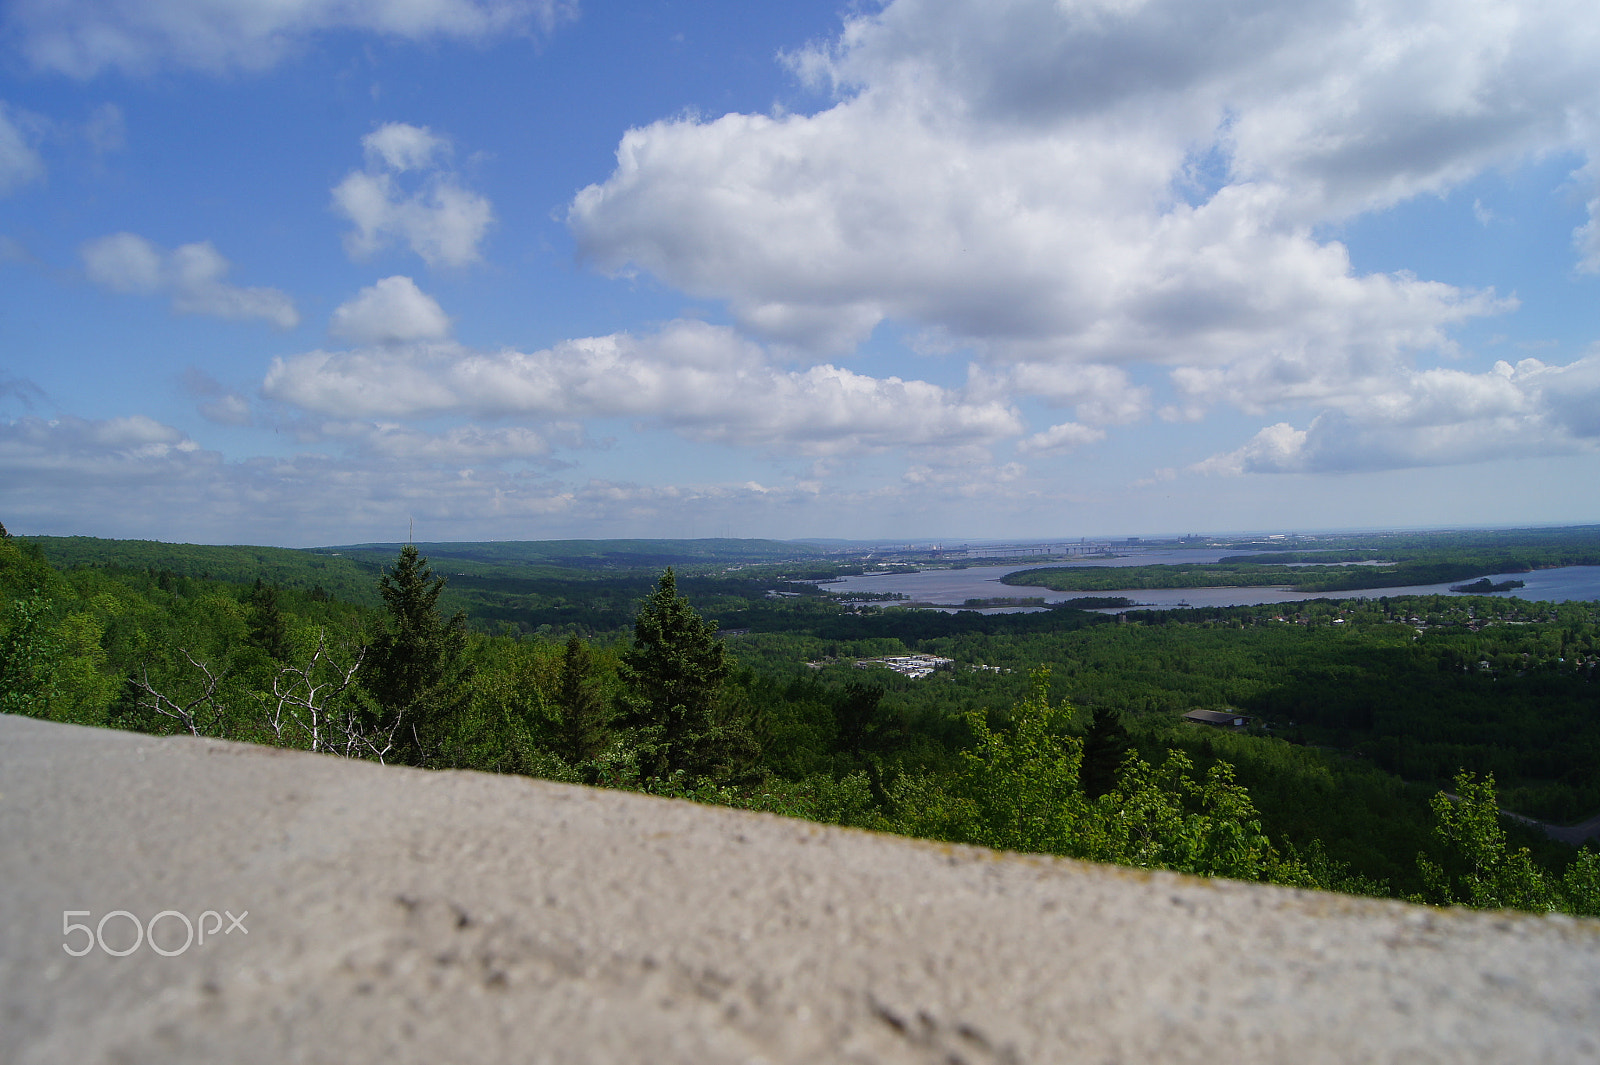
[2,713,1597,1064]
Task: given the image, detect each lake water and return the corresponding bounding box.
[825,551,1600,613]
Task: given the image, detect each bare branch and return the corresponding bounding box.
[266,631,367,757]
[132,650,223,737]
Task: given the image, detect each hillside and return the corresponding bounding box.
[7,527,1599,905]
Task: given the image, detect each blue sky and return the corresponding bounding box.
[2,0,1598,547]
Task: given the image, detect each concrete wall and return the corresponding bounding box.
[2,713,1597,1064]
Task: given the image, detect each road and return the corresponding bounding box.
[1535,810,1600,847]
[1446,794,1600,846]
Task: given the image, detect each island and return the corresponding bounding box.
[1450,577,1527,593]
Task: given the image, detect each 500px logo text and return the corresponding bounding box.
[63,909,248,957]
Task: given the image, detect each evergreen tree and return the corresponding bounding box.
[829,681,901,810]
[1081,703,1131,800]
[619,568,737,780]
[246,578,293,662]
[831,681,905,762]
[364,545,468,764]
[552,633,611,769]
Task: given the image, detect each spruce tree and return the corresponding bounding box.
[619,568,734,780]
[246,579,293,662]
[365,545,468,764]
[1081,703,1131,800]
[553,633,610,769]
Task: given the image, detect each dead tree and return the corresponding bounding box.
[134,633,401,763]
[131,650,224,737]
[264,632,406,763]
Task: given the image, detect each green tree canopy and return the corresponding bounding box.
[0,597,60,717]
[246,578,293,662]
[1081,703,1131,800]
[1414,771,1599,916]
[552,633,611,770]
[619,568,737,780]
[364,545,469,764]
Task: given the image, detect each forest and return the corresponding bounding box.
[3,524,1598,916]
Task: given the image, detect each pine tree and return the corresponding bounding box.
[553,633,610,768]
[1081,703,1131,800]
[364,545,468,764]
[619,568,735,780]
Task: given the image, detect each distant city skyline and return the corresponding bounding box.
[4,0,1599,547]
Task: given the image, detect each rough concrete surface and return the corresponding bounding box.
[2,714,1597,1064]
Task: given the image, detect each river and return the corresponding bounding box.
[824,551,1600,613]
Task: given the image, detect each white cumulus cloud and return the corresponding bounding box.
[1017,422,1106,455]
[330,276,452,345]
[81,232,299,328]
[362,122,451,172]
[972,362,1151,426]
[1197,354,1600,475]
[569,0,1600,475]
[264,318,1024,458]
[333,123,493,268]
[0,414,201,482]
